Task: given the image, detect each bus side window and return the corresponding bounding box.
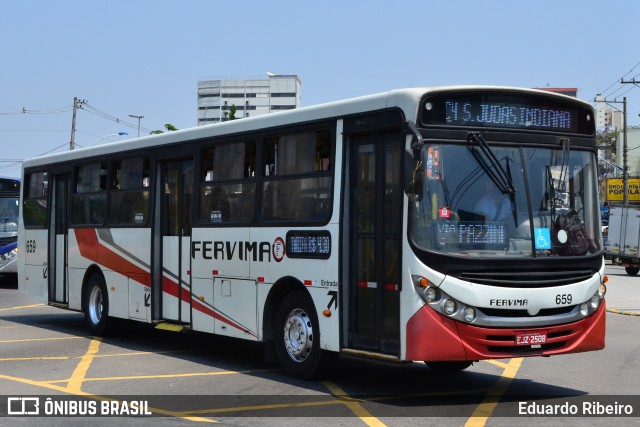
[23,171,49,228]
[199,141,256,224]
[71,162,107,226]
[260,130,332,222]
[109,157,150,226]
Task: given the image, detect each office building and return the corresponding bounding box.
[197,74,301,125]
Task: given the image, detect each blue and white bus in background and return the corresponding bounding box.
[0,177,20,274]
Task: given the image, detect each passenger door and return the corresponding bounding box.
[348,132,403,355]
[159,159,194,323]
[49,174,69,305]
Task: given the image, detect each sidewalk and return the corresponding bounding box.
[603,263,640,316]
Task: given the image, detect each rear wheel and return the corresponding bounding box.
[84,273,113,336]
[275,291,333,379]
[625,267,639,276]
[424,361,473,372]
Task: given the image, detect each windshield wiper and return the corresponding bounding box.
[467,132,516,195]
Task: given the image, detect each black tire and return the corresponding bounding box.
[84,273,113,336]
[625,267,639,276]
[274,291,333,380]
[424,361,473,372]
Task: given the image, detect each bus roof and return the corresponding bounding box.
[22,85,593,170]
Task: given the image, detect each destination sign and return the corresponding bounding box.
[286,230,331,259]
[436,221,506,247]
[444,101,573,130]
[420,92,594,135]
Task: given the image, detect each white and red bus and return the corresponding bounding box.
[19,86,606,379]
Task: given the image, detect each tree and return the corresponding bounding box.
[597,128,619,176]
[224,104,238,121]
[596,128,618,158]
[150,123,178,134]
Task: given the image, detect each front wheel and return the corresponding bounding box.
[275,291,333,380]
[84,273,113,336]
[625,267,639,276]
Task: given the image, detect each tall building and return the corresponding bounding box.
[594,95,623,130]
[197,74,301,125]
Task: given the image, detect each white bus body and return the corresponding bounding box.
[19,87,606,379]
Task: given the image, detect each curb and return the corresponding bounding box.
[607,308,640,317]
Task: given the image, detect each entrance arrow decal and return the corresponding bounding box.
[327,290,338,310]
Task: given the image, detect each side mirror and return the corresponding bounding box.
[404,121,424,201]
[404,150,423,201]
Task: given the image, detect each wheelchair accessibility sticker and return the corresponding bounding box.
[534,228,552,250]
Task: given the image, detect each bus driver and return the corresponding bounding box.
[474,179,512,223]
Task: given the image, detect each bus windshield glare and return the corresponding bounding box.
[409,142,601,258]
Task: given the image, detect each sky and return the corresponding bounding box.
[2,0,640,178]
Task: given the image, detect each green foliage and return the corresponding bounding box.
[150,123,178,134]
[224,104,238,120]
[597,128,618,157]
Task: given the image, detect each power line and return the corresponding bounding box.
[597,61,640,99]
[1,100,155,135]
[81,102,153,134]
[0,106,72,115]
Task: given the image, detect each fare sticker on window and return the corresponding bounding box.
[439,207,451,219]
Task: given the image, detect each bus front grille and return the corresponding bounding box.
[456,269,595,288]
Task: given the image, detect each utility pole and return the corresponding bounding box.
[619,77,639,205]
[69,97,86,150]
[70,97,78,150]
[598,96,628,204]
[623,97,628,205]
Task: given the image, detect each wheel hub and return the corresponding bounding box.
[283,308,313,363]
[88,286,103,325]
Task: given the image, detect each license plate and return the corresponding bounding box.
[515,330,547,346]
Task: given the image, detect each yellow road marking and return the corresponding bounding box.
[322,380,387,427]
[483,359,509,369]
[0,303,45,312]
[0,356,69,361]
[66,337,102,393]
[464,358,523,427]
[607,308,640,317]
[0,336,85,343]
[0,336,218,423]
[46,369,248,384]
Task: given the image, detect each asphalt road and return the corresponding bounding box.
[0,270,638,427]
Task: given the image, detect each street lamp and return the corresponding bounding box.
[129,114,144,138]
[86,132,128,148]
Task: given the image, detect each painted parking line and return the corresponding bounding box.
[464,358,524,427]
[322,380,387,427]
[0,303,46,312]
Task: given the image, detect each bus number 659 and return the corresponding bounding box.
[556,294,572,305]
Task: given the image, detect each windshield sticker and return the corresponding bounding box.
[534,228,552,250]
[426,147,440,180]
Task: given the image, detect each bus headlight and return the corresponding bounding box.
[463,307,476,322]
[597,283,606,298]
[0,249,17,260]
[425,286,438,303]
[412,277,478,324]
[590,295,600,310]
[444,299,457,315]
[580,303,589,317]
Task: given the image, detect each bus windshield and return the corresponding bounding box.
[409,142,601,258]
[0,196,19,238]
